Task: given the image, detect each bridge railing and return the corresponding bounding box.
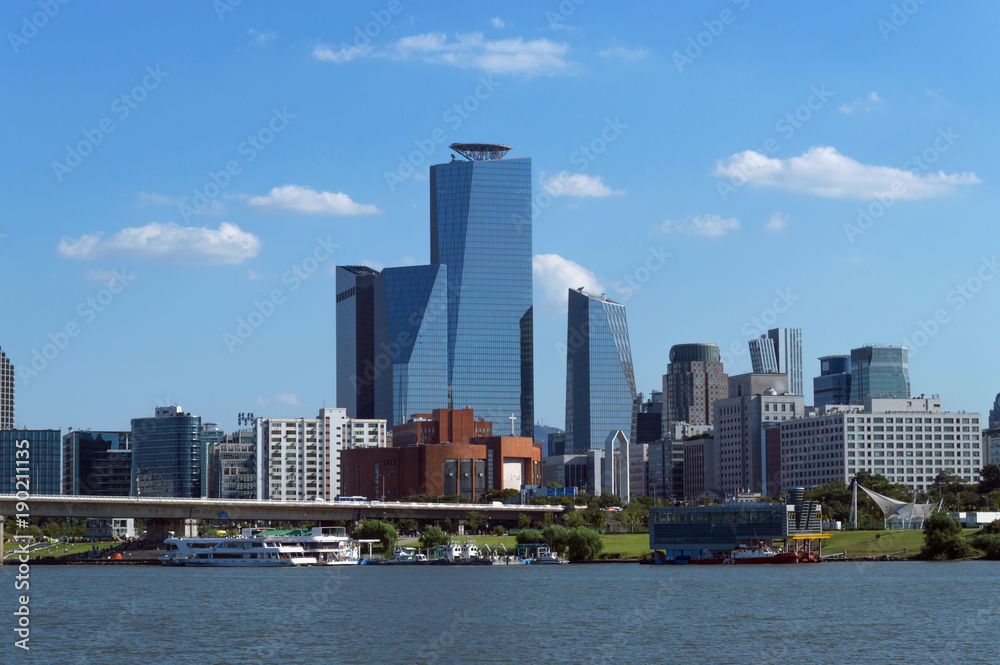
[0,495,564,511]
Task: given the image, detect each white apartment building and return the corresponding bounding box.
[255,409,388,501]
[780,397,982,493]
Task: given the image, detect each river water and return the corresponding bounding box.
[1,561,997,664]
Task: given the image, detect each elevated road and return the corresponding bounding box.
[0,495,562,523]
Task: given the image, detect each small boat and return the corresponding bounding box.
[530,547,568,564]
[385,547,429,564]
[723,544,799,565]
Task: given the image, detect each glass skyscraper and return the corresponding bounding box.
[0,347,13,430]
[62,430,131,496]
[373,265,449,428]
[565,289,637,451]
[849,345,910,403]
[0,429,61,494]
[748,328,803,396]
[813,355,852,408]
[430,147,533,437]
[131,406,204,497]
[336,265,380,419]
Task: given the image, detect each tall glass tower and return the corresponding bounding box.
[748,328,803,396]
[373,265,449,428]
[0,347,13,430]
[131,405,204,498]
[335,265,380,419]
[849,345,910,403]
[430,143,533,437]
[565,289,637,451]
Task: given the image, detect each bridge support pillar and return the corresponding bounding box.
[146,519,171,542]
[180,519,199,537]
[457,520,466,535]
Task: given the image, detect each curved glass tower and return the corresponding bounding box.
[565,289,637,451]
[430,147,533,437]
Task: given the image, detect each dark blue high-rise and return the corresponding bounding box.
[430,144,533,437]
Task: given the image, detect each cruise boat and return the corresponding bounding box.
[160,537,227,565]
[181,539,315,567]
[243,527,361,566]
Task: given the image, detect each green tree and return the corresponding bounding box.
[921,511,972,560]
[563,510,585,529]
[978,464,1000,494]
[398,518,418,534]
[595,492,622,509]
[351,519,398,556]
[583,506,607,531]
[565,527,603,561]
[517,513,532,529]
[541,525,570,555]
[419,525,449,549]
[466,511,487,532]
[515,528,543,545]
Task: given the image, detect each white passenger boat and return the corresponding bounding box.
[243,527,361,566]
[181,538,315,567]
[160,537,227,565]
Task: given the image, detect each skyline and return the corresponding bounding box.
[3,2,999,433]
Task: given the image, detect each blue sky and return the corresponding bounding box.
[2,1,998,434]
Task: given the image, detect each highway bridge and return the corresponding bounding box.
[0,495,564,540]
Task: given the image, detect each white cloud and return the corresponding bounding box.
[490,17,505,28]
[275,393,299,406]
[926,88,946,100]
[713,146,980,199]
[360,259,385,271]
[599,46,649,61]
[533,253,604,310]
[244,28,277,47]
[256,396,270,407]
[656,214,740,238]
[315,31,572,76]
[248,185,381,215]
[838,91,880,114]
[542,171,623,198]
[763,212,790,234]
[136,191,183,206]
[57,222,260,265]
[313,43,373,63]
[246,269,265,280]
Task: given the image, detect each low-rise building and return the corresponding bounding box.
[779,397,982,492]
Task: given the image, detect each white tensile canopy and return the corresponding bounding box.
[855,483,939,527]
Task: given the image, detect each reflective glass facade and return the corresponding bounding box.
[0,347,13,430]
[373,265,449,428]
[849,345,910,403]
[62,430,131,496]
[769,328,804,396]
[0,429,61,494]
[813,355,852,408]
[430,157,534,436]
[748,337,778,374]
[565,290,637,451]
[336,265,380,419]
[131,409,204,497]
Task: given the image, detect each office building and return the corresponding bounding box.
[636,391,663,443]
[662,343,727,430]
[814,355,852,408]
[62,430,131,496]
[210,429,259,500]
[392,408,491,447]
[628,443,649,497]
[683,436,719,500]
[849,345,910,403]
[341,434,541,501]
[565,289,638,451]
[131,406,203,498]
[336,265,380,419]
[713,373,805,497]
[430,144,533,437]
[0,347,12,430]
[779,397,982,492]
[989,393,1000,430]
[749,329,804,396]
[547,431,566,457]
[0,429,61,495]
[372,264,449,429]
[647,440,685,501]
